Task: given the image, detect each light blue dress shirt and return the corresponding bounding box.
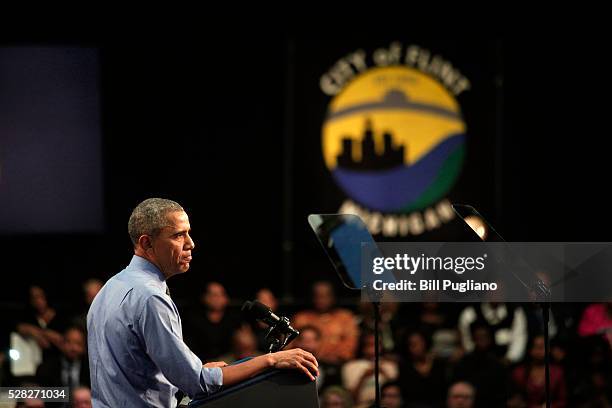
[87,255,223,407]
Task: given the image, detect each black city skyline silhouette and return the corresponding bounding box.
[336,118,406,171]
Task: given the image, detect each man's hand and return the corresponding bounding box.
[203,361,228,368]
[270,348,319,381]
[220,348,318,387]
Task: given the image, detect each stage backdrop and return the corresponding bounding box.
[287,39,502,296]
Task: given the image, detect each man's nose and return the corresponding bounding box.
[186,233,195,250]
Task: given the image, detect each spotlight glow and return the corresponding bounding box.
[9,349,20,361]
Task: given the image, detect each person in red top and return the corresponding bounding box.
[578,302,612,348]
[512,335,566,408]
[293,281,359,365]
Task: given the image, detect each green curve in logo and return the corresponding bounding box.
[401,144,465,213]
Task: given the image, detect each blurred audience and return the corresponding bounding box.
[446,381,475,408]
[341,331,398,407]
[293,281,359,365]
[16,286,66,357]
[36,326,90,389]
[320,385,354,408]
[452,324,508,408]
[578,302,612,348]
[182,282,240,361]
[511,335,566,408]
[291,325,321,356]
[380,381,403,408]
[252,287,281,352]
[397,330,446,408]
[218,324,261,364]
[256,288,279,312]
[290,325,328,390]
[417,302,463,362]
[72,386,92,408]
[2,277,611,407]
[571,335,612,407]
[357,302,400,353]
[458,302,527,364]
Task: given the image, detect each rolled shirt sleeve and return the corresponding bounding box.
[138,294,223,397]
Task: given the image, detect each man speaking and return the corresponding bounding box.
[88,198,318,407]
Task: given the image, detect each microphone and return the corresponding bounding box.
[241,300,299,337]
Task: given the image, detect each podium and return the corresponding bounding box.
[189,369,319,408]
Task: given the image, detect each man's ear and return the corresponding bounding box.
[138,235,153,250]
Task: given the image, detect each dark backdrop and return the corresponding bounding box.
[1,35,610,313]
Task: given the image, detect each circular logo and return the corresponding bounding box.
[322,66,466,213]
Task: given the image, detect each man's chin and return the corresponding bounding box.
[167,264,190,278]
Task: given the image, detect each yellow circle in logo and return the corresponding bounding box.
[322,66,467,213]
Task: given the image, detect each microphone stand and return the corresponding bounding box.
[373,300,381,408]
[453,204,553,408]
[536,279,552,408]
[265,316,299,353]
[365,287,384,408]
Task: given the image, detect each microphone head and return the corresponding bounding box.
[241,300,271,321]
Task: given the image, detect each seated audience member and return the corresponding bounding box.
[565,335,611,407]
[578,302,612,348]
[512,335,566,408]
[291,325,321,356]
[252,287,281,352]
[453,324,508,408]
[458,302,527,364]
[342,331,398,408]
[357,302,399,353]
[181,282,240,361]
[218,324,261,364]
[524,304,557,342]
[396,303,463,363]
[290,325,328,390]
[72,386,93,408]
[320,385,354,408]
[16,285,67,357]
[380,381,403,408]
[446,381,476,408]
[506,390,527,408]
[256,287,279,312]
[417,302,463,362]
[36,326,90,389]
[293,281,359,365]
[550,337,567,366]
[398,330,446,408]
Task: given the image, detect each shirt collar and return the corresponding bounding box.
[128,255,168,288]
